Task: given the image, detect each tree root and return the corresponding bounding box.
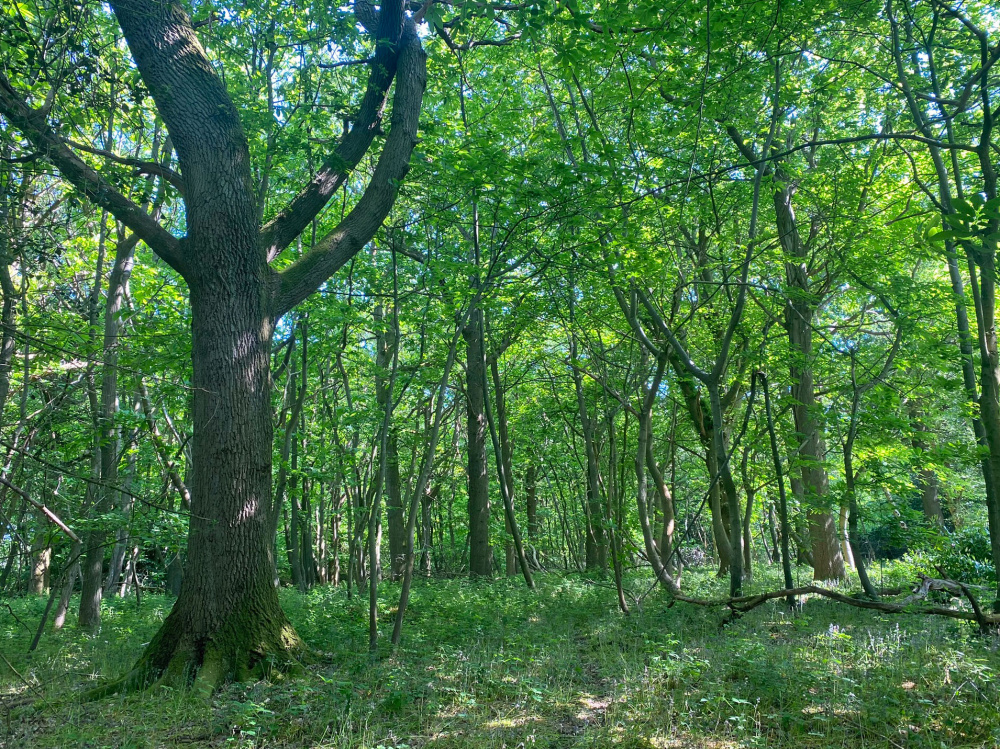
[81,606,306,701]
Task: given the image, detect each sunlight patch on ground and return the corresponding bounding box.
[482,714,543,729]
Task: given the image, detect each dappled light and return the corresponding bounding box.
[4,570,1000,746]
[2,0,1000,745]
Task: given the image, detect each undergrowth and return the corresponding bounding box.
[1,563,999,747]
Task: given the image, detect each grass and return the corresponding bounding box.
[1,563,1000,747]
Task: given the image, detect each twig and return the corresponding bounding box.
[0,649,41,696]
[1,602,31,633]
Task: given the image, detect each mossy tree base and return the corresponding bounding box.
[85,589,305,701]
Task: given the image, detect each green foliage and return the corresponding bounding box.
[925,524,998,583]
[4,570,1000,747]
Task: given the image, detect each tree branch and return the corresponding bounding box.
[259,0,408,262]
[66,140,185,196]
[110,0,256,256]
[273,24,426,317]
[0,74,184,273]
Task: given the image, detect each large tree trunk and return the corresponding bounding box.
[0,0,424,693]
[134,278,302,689]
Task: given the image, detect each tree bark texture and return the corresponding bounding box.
[465,305,492,577]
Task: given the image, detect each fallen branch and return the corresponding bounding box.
[671,577,1000,627]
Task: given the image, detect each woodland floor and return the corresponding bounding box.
[1,564,999,748]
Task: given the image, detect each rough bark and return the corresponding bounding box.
[464,304,492,577]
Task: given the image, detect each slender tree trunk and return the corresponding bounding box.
[839,504,855,570]
[53,539,82,629]
[635,359,679,593]
[525,464,538,540]
[375,301,405,581]
[646,441,676,576]
[907,401,944,526]
[106,438,138,596]
[739,446,755,576]
[488,356,519,576]
[420,484,436,576]
[0,262,22,431]
[486,357,533,588]
[329,484,342,586]
[81,225,137,628]
[28,532,50,595]
[392,330,460,645]
[287,444,304,589]
[845,437,879,599]
[776,183,845,582]
[886,3,1000,605]
[668,356,732,574]
[742,488,754,576]
[386,431,405,579]
[464,304,492,577]
[760,373,795,601]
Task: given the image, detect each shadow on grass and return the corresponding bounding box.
[1,566,999,747]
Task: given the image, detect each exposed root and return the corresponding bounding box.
[81,605,306,701]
